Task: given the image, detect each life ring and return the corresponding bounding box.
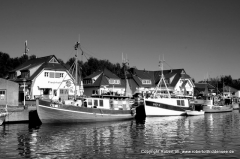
[25,95,30,100]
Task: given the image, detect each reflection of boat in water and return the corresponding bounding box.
[37,41,135,124]
[0,106,8,125]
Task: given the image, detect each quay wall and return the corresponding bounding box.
[5,110,29,123]
[4,106,37,123]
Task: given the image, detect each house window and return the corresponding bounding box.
[60,89,68,94]
[109,79,120,84]
[99,100,103,107]
[44,72,49,77]
[60,73,64,78]
[88,99,92,105]
[49,72,54,78]
[84,79,92,84]
[21,71,29,78]
[92,90,98,95]
[55,73,60,78]
[142,80,151,85]
[10,72,16,79]
[94,100,98,106]
[0,90,6,100]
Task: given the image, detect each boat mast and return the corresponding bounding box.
[122,53,131,96]
[74,41,80,100]
[153,55,171,98]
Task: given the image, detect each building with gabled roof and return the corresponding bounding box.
[83,68,126,96]
[194,83,216,96]
[7,55,82,101]
[128,68,195,97]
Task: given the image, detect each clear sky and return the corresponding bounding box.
[1,0,240,82]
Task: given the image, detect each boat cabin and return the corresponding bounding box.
[83,97,132,110]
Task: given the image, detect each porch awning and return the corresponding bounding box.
[37,86,52,90]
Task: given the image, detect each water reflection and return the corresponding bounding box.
[1,111,240,158]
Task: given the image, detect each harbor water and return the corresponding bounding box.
[1,110,240,158]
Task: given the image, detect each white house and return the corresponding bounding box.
[8,55,83,101]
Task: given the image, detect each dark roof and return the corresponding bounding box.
[223,85,238,92]
[154,69,190,87]
[84,68,119,79]
[127,68,192,88]
[10,55,54,72]
[9,55,69,81]
[84,70,102,79]
[83,68,125,88]
[194,83,215,89]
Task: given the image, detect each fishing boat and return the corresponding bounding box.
[143,57,191,116]
[36,41,136,124]
[0,105,8,125]
[202,97,233,113]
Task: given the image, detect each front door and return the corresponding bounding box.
[59,89,69,101]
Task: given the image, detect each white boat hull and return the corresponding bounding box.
[203,105,233,113]
[37,99,135,123]
[186,110,204,116]
[144,98,190,116]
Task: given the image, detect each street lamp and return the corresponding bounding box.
[23,78,26,106]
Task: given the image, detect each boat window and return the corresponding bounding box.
[94,100,98,106]
[99,100,103,107]
[88,99,92,105]
[177,100,181,105]
[181,100,185,106]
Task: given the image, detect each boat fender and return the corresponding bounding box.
[131,108,136,116]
